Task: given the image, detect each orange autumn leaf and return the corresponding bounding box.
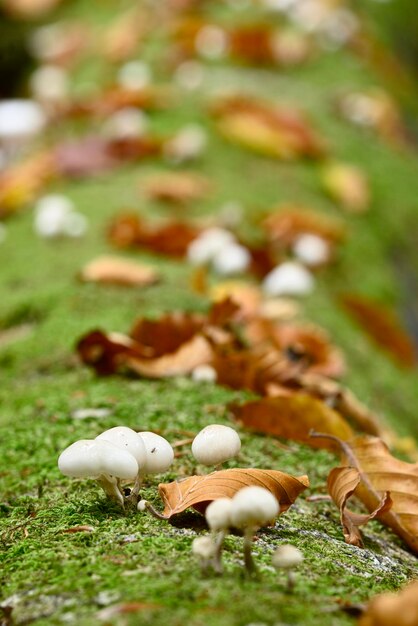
[327,466,392,547]
[358,581,418,626]
[143,171,211,204]
[212,96,326,160]
[80,256,160,287]
[322,162,370,213]
[312,433,418,555]
[263,205,346,247]
[108,214,201,257]
[229,395,353,450]
[158,468,309,518]
[341,294,416,368]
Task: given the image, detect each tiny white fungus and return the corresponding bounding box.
[262,261,314,297]
[192,424,241,466]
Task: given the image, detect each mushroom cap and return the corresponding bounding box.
[192,424,241,466]
[138,431,174,474]
[262,261,314,297]
[292,233,330,267]
[191,364,217,383]
[58,439,138,480]
[96,426,147,467]
[187,228,236,266]
[230,486,280,529]
[0,100,46,141]
[205,497,233,531]
[212,243,251,276]
[272,544,304,570]
[192,536,215,560]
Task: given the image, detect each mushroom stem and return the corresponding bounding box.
[131,470,145,497]
[97,475,124,508]
[243,528,257,575]
[213,529,227,574]
[140,499,169,520]
[287,570,296,592]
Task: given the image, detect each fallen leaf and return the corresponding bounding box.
[263,205,346,247]
[212,96,325,160]
[61,525,95,533]
[76,330,139,376]
[3,0,62,18]
[143,171,211,204]
[108,214,201,257]
[229,395,353,450]
[245,320,345,378]
[130,312,206,357]
[210,282,262,318]
[80,256,160,287]
[101,6,149,62]
[97,602,161,620]
[54,137,117,178]
[230,25,312,67]
[341,294,416,368]
[322,162,370,213]
[327,466,392,547]
[0,152,56,216]
[311,433,418,555]
[358,581,418,626]
[158,468,309,518]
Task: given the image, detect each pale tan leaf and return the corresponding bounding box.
[80,256,160,287]
[327,466,392,547]
[158,468,309,518]
[322,162,370,213]
[358,581,418,626]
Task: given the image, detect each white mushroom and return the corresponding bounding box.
[192,536,216,573]
[262,261,314,297]
[212,243,251,276]
[174,60,204,91]
[195,25,229,60]
[0,99,46,158]
[272,544,304,590]
[191,364,217,383]
[96,426,147,498]
[34,194,88,239]
[187,228,236,266]
[30,65,69,106]
[138,431,174,474]
[164,124,207,164]
[103,108,148,140]
[292,233,330,267]
[58,439,138,507]
[192,425,241,468]
[230,486,280,574]
[117,61,151,91]
[205,497,233,573]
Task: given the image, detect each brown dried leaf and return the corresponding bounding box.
[341,294,416,368]
[358,581,418,626]
[80,256,159,287]
[245,320,345,378]
[212,96,326,160]
[327,466,392,547]
[54,137,117,178]
[76,330,139,376]
[322,162,370,213]
[158,468,309,518]
[210,282,263,318]
[130,312,206,357]
[230,26,312,68]
[312,433,418,555]
[263,205,346,246]
[61,525,95,533]
[0,152,56,216]
[3,0,62,18]
[143,172,211,204]
[108,214,201,257]
[229,395,353,450]
[101,6,148,62]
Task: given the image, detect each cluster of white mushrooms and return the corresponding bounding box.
[58,423,303,584]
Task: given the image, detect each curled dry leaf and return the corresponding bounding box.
[230,26,312,68]
[108,213,201,257]
[341,294,417,368]
[65,87,165,119]
[358,581,418,626]
[212,96,325,160]
[245,319,345,378]
[312,433,418,555]
[327,466,392,547]
[143,171,211,204]
[210,281,263,318]
[80,256,160,287]
[229,395,353,450]
[322,163,370,213]
[158,468,309,518]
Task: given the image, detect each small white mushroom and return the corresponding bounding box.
[212,243,251,276]
[195,25,229,60]
[205,498,233,573]
[138,431,174,474]
[117,61,151,91]
[187,228,236,266]
[103,108,148,140]
[192,536,216,573]
[272,544,304,591]
[230,486,280,574]
[191,364,217,383]
[192,425,241,468]
[30,65,69,106]
[58,439,138,507]
[0,99,46,158]
[164,124,207,164]
[292,233,330,267]
[262,261,314,297]
[174,60,204,91]
[96,426,147,498]
[33,194,88,239]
